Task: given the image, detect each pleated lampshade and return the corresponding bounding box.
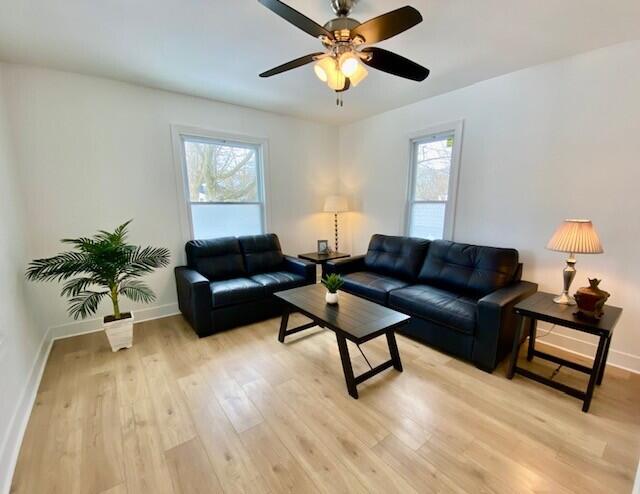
[546,219,603,254]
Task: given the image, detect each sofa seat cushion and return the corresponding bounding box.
[210,278,265,308]
[389,284,477,335]
[341,271,409,305]
[251,271,307,295]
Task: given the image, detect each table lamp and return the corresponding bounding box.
[323,195,348,253]
[546,219,603,305]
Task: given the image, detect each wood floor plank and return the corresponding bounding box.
[177,371,273,494]
[140,352,197,451]
[239,422,321,494]
[11,315,640,494]
[164,437,224,494]
[243,378,370,494]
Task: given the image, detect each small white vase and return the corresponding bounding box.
[325,291,339,305]
[104,312,135,352]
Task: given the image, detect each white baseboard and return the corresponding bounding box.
[537,325,640,374]
[49,302,180,340]
[0,302,180,494]
[0,328,53,494]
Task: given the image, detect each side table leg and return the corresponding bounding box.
[336,334,358,399]
[596,336,611,385]
[386,331,403,372]
[527,319,538,361]
[583,335,607,412]
[508,315,527,379]
[278,306,290,343]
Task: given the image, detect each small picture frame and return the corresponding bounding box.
[317,240,329,254]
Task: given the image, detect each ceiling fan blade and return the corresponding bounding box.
[362,47,429,81]
[258,0,333,40]
[259,52,324,77]
[351,6,422,44]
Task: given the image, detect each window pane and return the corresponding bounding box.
[191,204,262,239]
[184,140,259,202]
[413,137,453,201]
[409,203,446,240]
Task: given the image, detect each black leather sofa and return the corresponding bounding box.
[175,234,315,337]
[326,234,537,371]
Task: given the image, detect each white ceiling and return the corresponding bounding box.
[1,0,639,124]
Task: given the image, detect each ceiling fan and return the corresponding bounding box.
[258,0,429,104]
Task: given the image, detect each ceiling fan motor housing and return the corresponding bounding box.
[330,0,358,17]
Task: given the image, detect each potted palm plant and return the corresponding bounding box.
[321,273,344,304]
[26,220,170,351]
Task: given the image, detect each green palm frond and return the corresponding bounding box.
[68,290,109,320]
[26,220,170,320]
[119,280,156,304]
[61,276,101,297]
[25,251,90,282]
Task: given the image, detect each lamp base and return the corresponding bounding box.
[553,291,576,305]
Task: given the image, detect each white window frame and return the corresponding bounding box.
[405,120,464,241]
[171,125,270,245]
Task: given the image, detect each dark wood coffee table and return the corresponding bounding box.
[275,284,410,399]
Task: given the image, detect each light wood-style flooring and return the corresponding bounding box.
[10,313,640,493]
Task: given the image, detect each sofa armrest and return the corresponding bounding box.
[174,267,212,337]
[282,255,316,284]
[325,255,366,276]
[473,281,538,371]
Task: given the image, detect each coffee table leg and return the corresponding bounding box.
[336,333,358,399]
[278,306,290,343]
[386,331,403,372]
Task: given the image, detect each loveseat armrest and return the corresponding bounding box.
[325,255,365,276]
[174,267,212,337]
[473,281,538,371]
[282,255,316,284]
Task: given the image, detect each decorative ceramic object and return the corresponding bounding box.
[104,312,135,351]
[325,291,339,304]
[573,279,610,321]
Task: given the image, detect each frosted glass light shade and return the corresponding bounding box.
[327,69,346,90]
[314,57,335,82]
[339,52,359,77]
[546,219,603,254]
[323,195,349,213]
[348,63,368,87]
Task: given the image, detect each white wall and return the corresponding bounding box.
[339,41,640,372]
[0,65,48,493]
[2,65,339,336]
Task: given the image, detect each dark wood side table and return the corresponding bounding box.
[507,291,622,412]
[298,251,350,280]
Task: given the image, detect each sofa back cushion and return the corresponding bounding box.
[238,234,284,275]
[418,240,519,297]
[185,237,246,281]
[364,234,430,281]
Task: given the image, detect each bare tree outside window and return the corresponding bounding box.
[181,136,265,239]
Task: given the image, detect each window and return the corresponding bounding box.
[178,133,266,239]
[406,124,462,240]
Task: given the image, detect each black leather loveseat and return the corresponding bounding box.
[175,234,315,337]
[326,234,537,371]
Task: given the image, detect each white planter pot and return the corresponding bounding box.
[325,291,339,305]
[104,312,134,352]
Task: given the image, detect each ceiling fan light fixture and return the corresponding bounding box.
[314,57,335,82]
[339,52,359,77]
[327,68,346,91]
[348,62,368,86]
